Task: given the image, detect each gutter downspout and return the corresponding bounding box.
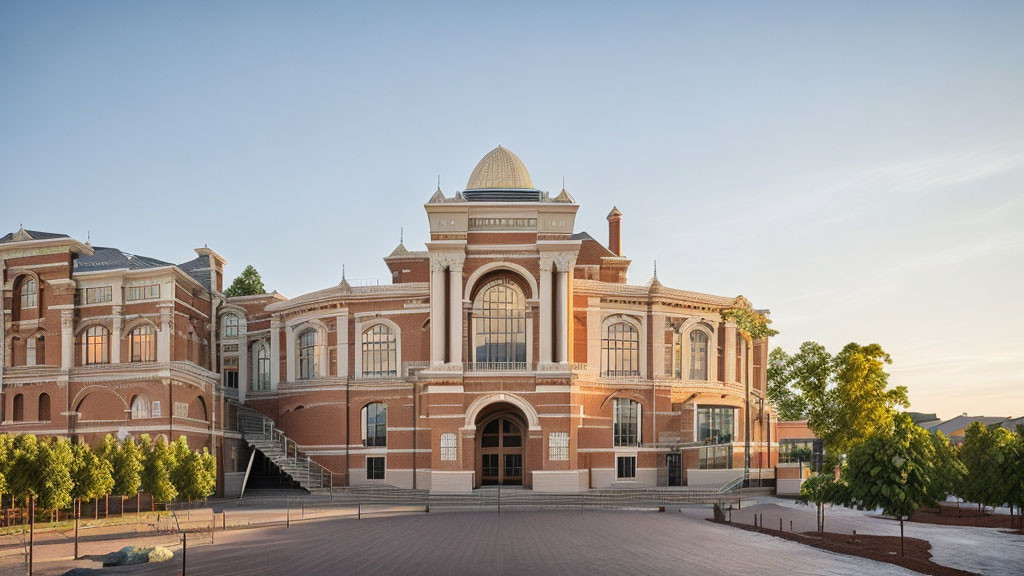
[412,381,417,489]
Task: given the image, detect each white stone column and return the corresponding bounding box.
[429,257,446,366]
[555,269,569,365]
[61,310,75,371]
[157,306,172,363]
[538,257,553,366]
[285,325,296,382]
[237,326,248,404]
[651,313,666,378]
[353,318,363,378]
[111,306,123,364]
[448,256,465,366]
[336,313,349,379]
[723,322,737,383]
[270,318,282,391]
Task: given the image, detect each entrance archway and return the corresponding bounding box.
[474,403,529,487]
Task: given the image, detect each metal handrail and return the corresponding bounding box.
[238,407,334,495]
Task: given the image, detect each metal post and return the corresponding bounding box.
[286,499,291,527]
[28,495,34,576]
[358,502,361,520]
[223,512,226,531]
[182,532,187,576]
[74,498,80,559]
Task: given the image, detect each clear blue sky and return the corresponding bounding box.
[2,1,1022,419]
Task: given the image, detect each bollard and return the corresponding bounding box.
[223,512,227,531]
[358,503,361,520]
[287,500,291,528]
[780,518,783,532]
[759,513,763,528]
[790,520,793,532]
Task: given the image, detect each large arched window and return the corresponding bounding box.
[472,278,526,367]
[223,314,239,338]
[361,402,387,447]
[362,324,397,378]
[297,328,320,380]
[602,321,639,377]
[131,396,149,419]
[19,277,37,309]
[613,398,641,446]
[38,393,50,422]
[130,325,156,363]
[253,341,271,391]
[82,326,109,365]
[12,394,24,422]
[689,331,709,380]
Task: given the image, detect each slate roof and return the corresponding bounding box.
[177,255,213,291]
[927,415,1010,437]
[571,231,617,257]
[73,246,175,273]
[0,229,71,243]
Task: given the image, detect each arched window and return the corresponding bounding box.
[472,278,526,367]
[130,325,156,363]
[361,402,387,447]
[253,341,271,391]
[131,396,149,419]
[689,331,709,381]
[223,314,239,338]
[602,321,639,377]
[82,326,109,365]
[297,328,320,380]
[613,398,641,446]
[38,393,50,422]
[19,277,37,309]
[362,324,397,378]
[12,394,24,422]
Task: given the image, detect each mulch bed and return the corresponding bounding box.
[711,519,977,576]
[910,502,1024,531]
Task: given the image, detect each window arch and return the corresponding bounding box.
[361,324,397,378]
[12,394,24,422]
[253,340,271,391]
[297,328,320,380]
[18,276,37,309]
[130,325,156,363]
[81,326,110,365]
[361,402,387,447]
[601,320,640,377]
[38,393,50,422]
[131,396,149,419]
[613,398,641,446]
[689,330,710,380]
[472,278,526,367]
[223,314,239,338]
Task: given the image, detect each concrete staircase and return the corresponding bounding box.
[237,406,334,496]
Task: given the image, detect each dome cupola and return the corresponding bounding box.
[464,146,540,202]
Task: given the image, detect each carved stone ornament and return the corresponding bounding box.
[539,252,576,272]
[429,252,466,272]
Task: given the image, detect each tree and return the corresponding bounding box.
[140,435,177,507]
[36,438,75,520]
[224,265,266,297]
[800,473,843,533]
[199,448,217,500]
[767,348,808,421]
[926,431,966,505]
[959,422,1013,512]
[843,413,936,556]
[1007,426,1024,529]
[7,434,41,507]
[109,436,143,515]
[71,442,115,508]
[0,434,12,501]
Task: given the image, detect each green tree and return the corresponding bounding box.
[0,434,12,499]
[71,442,115,507]
[959,422,1013,511]
[926,431,966,504]
[140,435,178,507]
[175,446,216,503]
[7,434,41,504]
[224,265,266,297]
[170,436,194,501]
[36,438,75,519]
[1007,426,1024,529]
[109,435,143,515]
[799,472,843,532]
[199,448,217,500]
[843,413,936,556]
[767,348,808,421]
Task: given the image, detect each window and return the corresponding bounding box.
[473,278,526,367]
[82,326,109,365]
[689,330,709,380]
[616,456,636,479]
[361,324,397,377]
[697,407,735,444]
[366,457,385,480]
[223,314,239,338]
[125,284,159,301]
[440,433,457,461]
[602,321,639,377]
[174,402,189,418]
[26,336,37,367]
[224,370,238,389]
[12,394,24,422]
[131,396,149,419]
[38,393,50,422]
[297,328,320,380]
[85,286,112,304]
[253,341,271,390]
[130,325,156,362]
[613,398,641,447]
[362,402,387,447]
[549,432,569,461]
[151,400,162,417]
[19,277,37,309]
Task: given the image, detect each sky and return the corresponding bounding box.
[2,1,1022,420]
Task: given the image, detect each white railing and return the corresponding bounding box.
[237,407,334,494]
[465,362,528,372]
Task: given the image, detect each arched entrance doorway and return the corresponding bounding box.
[475,404,527,486]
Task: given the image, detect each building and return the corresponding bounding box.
[1,146,777,493]
[925,413,1023,444]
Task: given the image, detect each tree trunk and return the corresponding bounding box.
[105,494,109,520]
[900,518,905,557]
[94,497,99,520]
[121,496,125,517]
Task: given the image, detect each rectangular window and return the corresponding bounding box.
[85,286,112,304]
[126,284,160,301]
[151,400,162,417]
[549,432,569,461]
[616,456,636,479]
[613,398,640,446]
[173,401,189,418]
[697,406,735,444]
[224,370,238,389]
[440,433,457,461]
[366,457,385,480]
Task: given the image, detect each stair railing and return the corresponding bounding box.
[237,406,334,496]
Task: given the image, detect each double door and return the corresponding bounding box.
[480,415,523,486]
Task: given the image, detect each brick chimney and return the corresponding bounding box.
[607,206,623,256]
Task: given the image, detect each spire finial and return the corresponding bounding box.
[400,227,404,244]
[86,230,90,243]
[653,260,658,278]
[437,174,441,192]
[342,264,346,281]
[562,176,566,190]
